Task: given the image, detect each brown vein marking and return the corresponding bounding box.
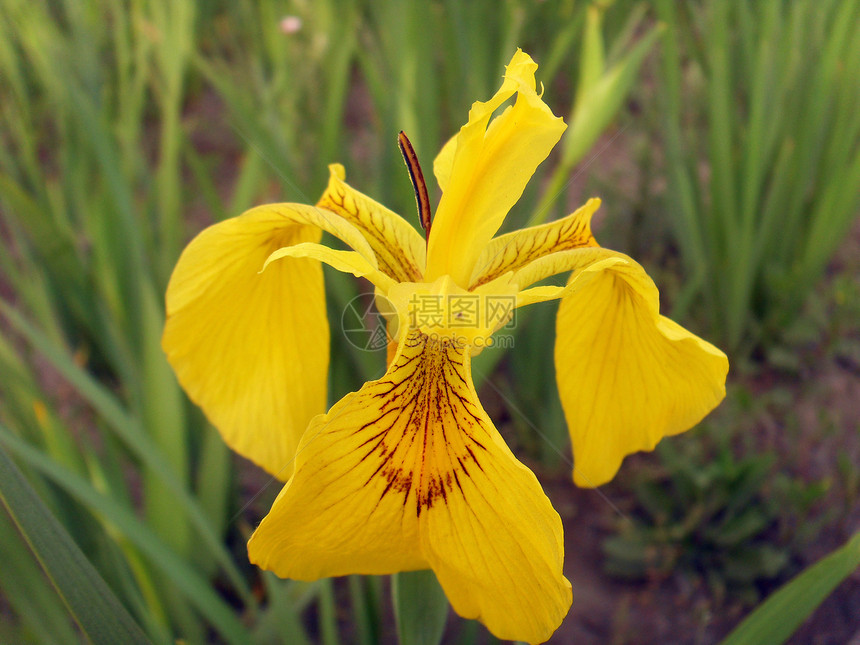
[319,185,423,282]
[470,205,598,288]
[350,329,489,517]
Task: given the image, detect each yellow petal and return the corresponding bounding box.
[163,205,329,479]
[553,255,729,487]
[248,328,570,643]
[470,198,601,288]
[432,132,456,192]
[505,244,728,484]
[260,202,381,265]
[318,164,426,281]
[263,242,396,294]
[425,50,566,287]
[247,384,428,579]
[511,246,624,293]
[513,250,629,308]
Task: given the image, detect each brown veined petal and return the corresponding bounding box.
[470,198,601,288]
[424,49,566,287]
[163,204,350,479]
[248,329,571,644]
[318,163,425,281]
[551,252,729,487]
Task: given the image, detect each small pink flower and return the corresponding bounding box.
[279,16,302,35]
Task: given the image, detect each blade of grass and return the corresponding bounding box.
[0,425,251,645]
[138,279,191,557]
[318,578,341,645]
[348,576,379,645]
[720,530,860,645]
[0,506,83,644]
[0,438,152,645]
[653,0,707,320]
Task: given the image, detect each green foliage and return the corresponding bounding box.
[0,437,150,645]
[603,438,828,604]
[654,0,860,356]
[531,1,662,224]
[719,530,860,645]
[393,570,449,645]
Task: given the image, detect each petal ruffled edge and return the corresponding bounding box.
[425,49,566,287]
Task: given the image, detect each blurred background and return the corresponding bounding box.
[1,0,858,643]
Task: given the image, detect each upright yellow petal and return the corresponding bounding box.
[432,132,456,193]
[553,256,729,487]
[249,328,570,644]
[163,205,333,478]
[318,164,426,281]
[425,50,566,287]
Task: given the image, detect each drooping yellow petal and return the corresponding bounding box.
[425,50,566,287]
[553,255,729,487]
[318,164,426,281]
[247,361,428,578]
[263,242,396,294]
[470,198,601,288]
[249,328,570,644]
[163,205,330,479]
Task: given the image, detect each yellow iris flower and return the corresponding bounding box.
[163,50,728,643]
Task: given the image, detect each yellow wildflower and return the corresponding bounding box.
[163,50,728,643]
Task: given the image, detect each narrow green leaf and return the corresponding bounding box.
[563,22,663,169]
[392,570,449,645]
[348,576,378,645]
[720,531,860,645]
[318,577,341,645]
[0,425,251,645]
[193,423,233,549]
[0,496,86,644]
[138,278,191,557]
[578,4,605,96]
[0,440,151,645]
[251,575,318,645]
